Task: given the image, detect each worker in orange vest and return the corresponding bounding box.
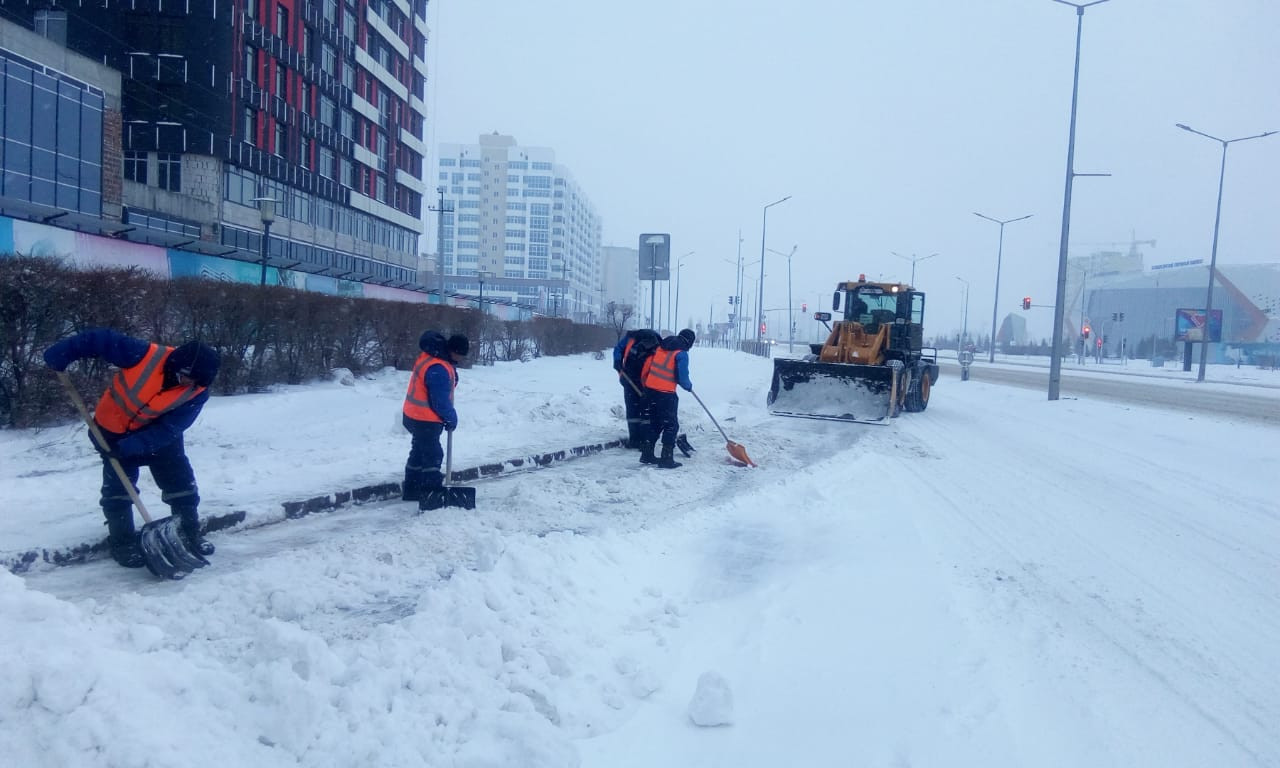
[611,328,660,448]
[402,330,469,501]
[44,328,220,567]
[640,329,695,469]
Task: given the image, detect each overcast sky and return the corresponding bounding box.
[424,0,1279,340]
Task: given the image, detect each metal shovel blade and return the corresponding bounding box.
[138,517,208,580]
[725,440,757,468]
[419,485,476,511]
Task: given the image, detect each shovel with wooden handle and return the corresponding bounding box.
[57,372,208,579]
[419,429,476,511]
[689,389,756,467]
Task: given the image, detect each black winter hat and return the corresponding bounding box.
[678,328,696,348]
[447,334,470,357]
[419,330,447,357]
[166,341,220,387]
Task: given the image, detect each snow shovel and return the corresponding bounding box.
[420,430,475,511]
[57,372,208,580]
[688,389,756,467]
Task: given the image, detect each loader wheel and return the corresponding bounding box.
[905,368,930,412]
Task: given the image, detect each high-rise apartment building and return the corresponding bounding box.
[1,0,429,284]
[436,133,603,321]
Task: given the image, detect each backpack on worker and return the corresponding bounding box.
[622,329,662,383]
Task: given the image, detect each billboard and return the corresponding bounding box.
[1174,308,1222,343]
[638,233,670,281]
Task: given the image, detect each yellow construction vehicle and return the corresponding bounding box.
[767,275,939,423]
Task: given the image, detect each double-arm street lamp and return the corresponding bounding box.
[973,212,1032,362]
[955,275,970,347]
[891,251,937,286]
[1176,122,1276,382]
[767,246,798,352]
[674,251,693,332]
[757,196,791,344]
[1048,0,1113,401]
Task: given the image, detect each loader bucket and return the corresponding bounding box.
[767,359,896,424]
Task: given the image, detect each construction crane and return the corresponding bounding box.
[1071,235,1156,259]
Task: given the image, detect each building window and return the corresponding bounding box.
[322,43,336,76]
[245,0,257,20]
[340,158,352,187]
[243,107,256,144]
[244,47,256,84]
[276,6,289,42]
[299,138,311,169]
[274,121,286,156]
[123,151,148,183]
[157,153,181,191]
[275,63,287,97]
[320,95,336,125]
[325,0,338,24]
[319,147,335,179]
[342,7,356,38]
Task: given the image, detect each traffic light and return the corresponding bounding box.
[1112,312,1117,321]
[728,296,735,305]
[1082,324,1091,339]
[760,322,767,335]
[802,302,807,313]
[1022,296,1032,310]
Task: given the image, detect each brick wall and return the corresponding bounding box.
[101,108,123,221]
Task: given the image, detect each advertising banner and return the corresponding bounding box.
[1174,308,1222,343]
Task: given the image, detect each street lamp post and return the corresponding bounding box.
[768,246,797,352]
[955,276,970,348]
[891,251,937,287]
[973,212,1032,363]
[757,196,791,344]
[674,251,693,332]
[477,270,492,314]
[252,196,278,287]
[1049,0,1113,401]
[1176,122,1276,382]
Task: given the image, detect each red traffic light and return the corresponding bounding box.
[1082,324,1091,339]
[802,303,807,313]
[760,322,767,335]
[1022,296,1032,310]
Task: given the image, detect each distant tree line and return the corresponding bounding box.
[0,255,612,428]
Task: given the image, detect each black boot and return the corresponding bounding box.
[657,444,682,469]
[676,433,695,458]
[173,507,215,557]
[104,509,145,568]
[638,441,658,465]
[401,468,426,502]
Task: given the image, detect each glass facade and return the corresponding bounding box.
[1,51,104,216]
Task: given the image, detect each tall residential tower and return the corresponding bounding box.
[436,133,603,320]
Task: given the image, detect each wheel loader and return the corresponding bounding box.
[767,275,939,423]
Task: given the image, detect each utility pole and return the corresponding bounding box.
[428,186,454,303]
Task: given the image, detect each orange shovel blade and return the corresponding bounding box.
[725,440,756,467]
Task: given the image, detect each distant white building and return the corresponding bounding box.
[436,133,602,320]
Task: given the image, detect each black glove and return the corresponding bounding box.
[444,421,457,432]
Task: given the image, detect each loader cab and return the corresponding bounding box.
[832,280,927,354]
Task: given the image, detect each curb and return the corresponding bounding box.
[5,438,627,575]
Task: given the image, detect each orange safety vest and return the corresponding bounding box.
[642,348,679,393]
[403,352,456,422]
[94,343,205,434]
